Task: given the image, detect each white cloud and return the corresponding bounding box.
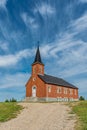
[21,13,39,29]
[46,39,87,77]
[0,0,8,9]
[34,3,56,16]
[59,64,87,78]
[40,44,53,58]
[0,72,30,88]
[72,78,87,99]
[43,40,87,78]
[40,35,86,60]
[0,72,30,101]
[0,41,9,51]
[0,49,33,67]
[70,12,87,33]
[79,0,87,3]
[74,78,87,92]
[0,20,11,40]
[0,17,25,44]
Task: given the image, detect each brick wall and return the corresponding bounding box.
[26,75,46,97]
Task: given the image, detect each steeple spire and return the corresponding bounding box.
[33,43,43,64]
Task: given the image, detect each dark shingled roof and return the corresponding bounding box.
[33,45,43,65]
[38,74,78,89]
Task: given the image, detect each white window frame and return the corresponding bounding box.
[48,86,51,93]
[33,77,36,81]
[69,89,73,95]
[57,87,62,93]
[64,88,67,94]
[75,89,77,95]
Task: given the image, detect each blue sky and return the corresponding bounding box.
[0,0,87,101]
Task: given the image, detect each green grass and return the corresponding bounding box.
[70,101,87,130]
[0,102,23,122]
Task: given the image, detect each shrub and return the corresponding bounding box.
[5,98,17,103]
[10,98,17,102]
[5,99,9,102]
[79,96,85,101]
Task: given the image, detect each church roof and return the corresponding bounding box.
[32,45,43,65]
[38,74,78,89]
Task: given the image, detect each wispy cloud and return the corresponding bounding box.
[41,39,87,78]
[0,41,9,51]
[34,2,56,17]
[0,49,33,67]
[75,79,87,92]
[0,18,24,44]
[0,72,29,88]
[0,72,30,101]
[21,12,39,29]
[72,77,87,98]
[40,44,53,58]
[70,12,87,33]
[40,12,87,79]
[0,0,8,9]
[59,64,87,78]
[79,0,87,3]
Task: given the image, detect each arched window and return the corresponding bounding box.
[57,87,62,93]
[48,86,51,93]
[75,89,77,95]
[64,88,67,94]
[69,89,73,95]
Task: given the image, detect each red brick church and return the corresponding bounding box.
[25,46,78,102]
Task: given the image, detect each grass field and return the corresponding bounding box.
[0,102,23,122]
[70,101,87,130]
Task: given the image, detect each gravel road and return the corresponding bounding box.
[0,103,76,130]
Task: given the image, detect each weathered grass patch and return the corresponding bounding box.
[0,102,23,122]
[69,101,87,130]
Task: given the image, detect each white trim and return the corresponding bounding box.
[32,85,37,97]
[25,97,79,102]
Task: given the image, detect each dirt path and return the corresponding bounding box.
[0,103,76,130]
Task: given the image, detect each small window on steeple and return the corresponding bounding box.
[33,67,36,74]
[40,66,42,73]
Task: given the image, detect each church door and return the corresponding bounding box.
[32,86,36,97]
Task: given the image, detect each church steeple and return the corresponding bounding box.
[32,44,44,75]
[33,45,43,65]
